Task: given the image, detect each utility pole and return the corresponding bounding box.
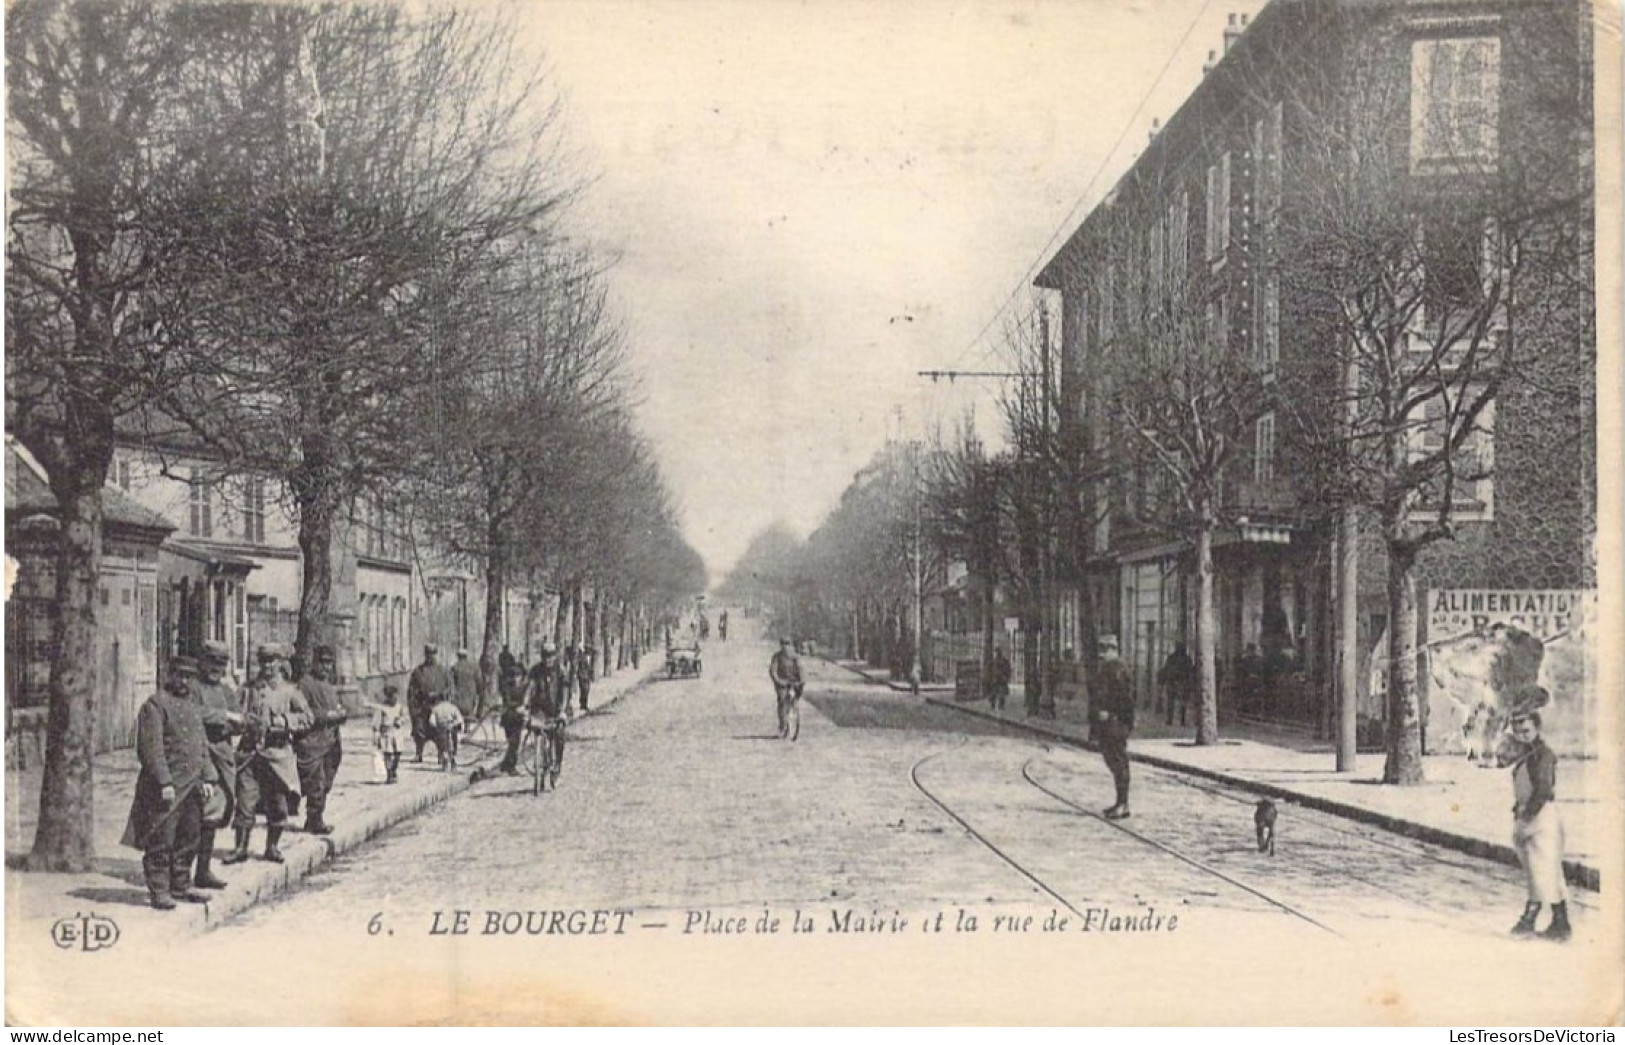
[911,441,923,694]
[1038,305,1056,717]
[1335,343,1360,770]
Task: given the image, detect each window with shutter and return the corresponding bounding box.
[1408,386,1495,520]
[1410,37,1500,174]
[1254,413,1276,486]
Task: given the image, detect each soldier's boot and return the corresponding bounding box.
[263,825,285,863]
[1511,902,1542,936]
[1542,902,1572,942]
[193,845,228,890]
[144,855,176,910]
[222,826,253,865]
[304,802,333,836]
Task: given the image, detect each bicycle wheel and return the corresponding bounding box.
[548,728,562,789]
[789,697,800,741]
[531,732,545,795]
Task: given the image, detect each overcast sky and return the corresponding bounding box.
[518,0,1266,584]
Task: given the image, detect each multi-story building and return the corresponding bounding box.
[106,430,416,703]
[1035,0,1594,750]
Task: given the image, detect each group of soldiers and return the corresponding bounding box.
[122,641,348,910]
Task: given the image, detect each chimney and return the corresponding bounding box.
[1223,12,1250,54]
[1149,117,1162,144]
[1203,48,1218,76]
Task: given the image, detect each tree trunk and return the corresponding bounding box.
[1194,511,1220,745]
[291,456,337,666]
[551,582,571,647]
[29,465,110,872]
[480,538,507,703]
[1382,527,1425,784]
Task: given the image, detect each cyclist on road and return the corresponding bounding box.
[499,643,565,776]
[769,638,804,735]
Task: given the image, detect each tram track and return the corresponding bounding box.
[908,743,1341,935]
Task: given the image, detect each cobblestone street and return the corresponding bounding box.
[10,632,1603,1025]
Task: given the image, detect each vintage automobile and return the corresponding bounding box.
[666,643,703,679]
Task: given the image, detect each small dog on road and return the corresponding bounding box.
[1254,799,1278,856]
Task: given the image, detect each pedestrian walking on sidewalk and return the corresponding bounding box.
[577,641,596,712]
[1159,642,1196,727]
[295,644,348,836]
[407,645,454,763]
[225,645,314,865]
[1503,701,1570,941]
[189,641,245,890]
[373,685,406,784]
[123,665,219,910]
[1090,634,1135,820]
[987,646,1011,711]
[451,648,483,719]
[430,698,465,771]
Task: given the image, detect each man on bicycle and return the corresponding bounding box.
[769,638,804,735]
[499,643,565,776]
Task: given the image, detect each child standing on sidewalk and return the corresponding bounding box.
[373,686,406,784]
[430,698,465,771]
[1503,699,1570,942]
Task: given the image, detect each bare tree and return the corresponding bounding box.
[1109,301,1271,745]
[141,3,572,667]
[1271,1,1592,782]
[5,0,202,870]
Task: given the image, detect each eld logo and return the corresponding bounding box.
[51,913,120,952]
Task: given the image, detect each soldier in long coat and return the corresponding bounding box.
[123,665,219,910]
[189,641,244,889]
[295,644,349,835]
[407,644,454,763]
[225,645,314,864]
[1090,634,1136,819]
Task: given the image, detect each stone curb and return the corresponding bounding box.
[819,656,954,693]
[924,695,1601,893]
[184,663,662,933]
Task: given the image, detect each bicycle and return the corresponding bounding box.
[776,684,801,741]
[521,714,565,794]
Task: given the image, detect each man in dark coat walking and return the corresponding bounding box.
[1159,642,1197,727]
[189,641,243,889]
[988,646,1012,711]
[295,644,348,835]
[123,665,219,909]
[407,644,454,763]
[1090,634,1136,819]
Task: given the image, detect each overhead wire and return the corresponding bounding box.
[946,0,1225,377]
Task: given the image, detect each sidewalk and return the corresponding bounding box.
[4,660,660,944]
[825,656,1603,891]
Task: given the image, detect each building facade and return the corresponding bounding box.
[1035,0,1594,748]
